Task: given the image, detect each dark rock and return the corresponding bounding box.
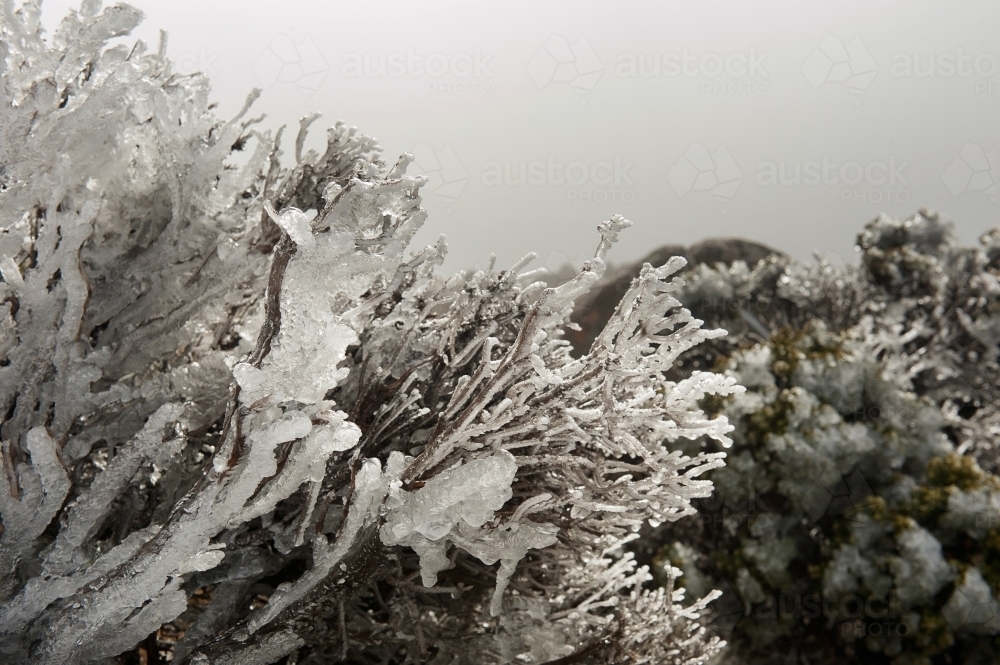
[687,237,780,269]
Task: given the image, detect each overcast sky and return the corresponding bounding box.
[39,0,1000,273]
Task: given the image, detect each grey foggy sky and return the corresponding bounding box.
[39,0,1000,273]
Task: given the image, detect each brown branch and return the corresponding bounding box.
[248,233,296,368]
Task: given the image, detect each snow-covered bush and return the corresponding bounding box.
[638,211,1000,664]
[0,3,742,663]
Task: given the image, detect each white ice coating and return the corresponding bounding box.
[380,450,559,615]
[382,451,518,547]
[267,204,315,248]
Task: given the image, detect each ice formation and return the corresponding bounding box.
[0,3,739,663]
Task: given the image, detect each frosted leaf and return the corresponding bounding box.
[190,632,306,665]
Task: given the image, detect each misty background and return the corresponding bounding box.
[39,0,1000,274]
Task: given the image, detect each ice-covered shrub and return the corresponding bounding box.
[0,2,741,663]
[633,211,1000,664]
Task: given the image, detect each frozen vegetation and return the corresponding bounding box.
[4,3,998,664]
[598,212,1000,665]
[0,2,742,663]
